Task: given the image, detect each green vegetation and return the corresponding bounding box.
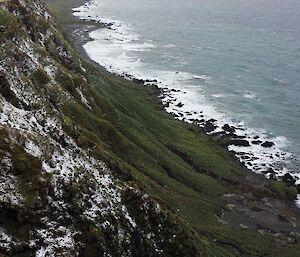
[12,144,44,209]
[55,60,295,256]
[1,1,299,255]
[42,1,300,255]
[45,0,85,24]
[253,180,298,200]
[0,130,49,248]
[0,8,19,39]
[265,181,298,200]
[32,68,51,85]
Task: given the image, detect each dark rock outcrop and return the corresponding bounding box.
[203,121,216,133]
[282,173,296,185]
[252,140,262,145]
[222,124,235,133]
[230,139,250,147]
[176,102,184,108]
[261,141,275,148]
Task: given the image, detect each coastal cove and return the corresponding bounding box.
[2,0,300,255]
[49,0,300,202]
[44,0,300,255]
[74,0,300,188]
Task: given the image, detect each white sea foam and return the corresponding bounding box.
[212,94,225,98]
[243,91,257,99]
[193,75,211,80]
[296,195,300,208]
[274,78,292,86]
[163,44,176,48]
[73,1,300,196]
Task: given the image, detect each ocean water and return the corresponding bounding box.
[73,0,300,190]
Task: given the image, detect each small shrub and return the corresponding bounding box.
[32,68,51,85]
[56,71,77,95]
[265,181,297,200]
[11,144,44,209]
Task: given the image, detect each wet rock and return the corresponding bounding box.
[203,121,216,133]
[230,139,250,147]
[208,118,217,123]
[163,102,170,108]
[176,102,184,108]
[269,168,276,174]
[269,173,276,180]
[228,133,246,139]
[211,131,227,138]
[261,141,275,148]
[132,78,144,84]
[262,168,275,175]
[282,173,296,185]
[145,79,157,83]
[241,155,250,160]
[222,124,235,133]
[253,135,260,140]
[252,140,262,145]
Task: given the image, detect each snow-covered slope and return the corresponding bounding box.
[0,1,198,256]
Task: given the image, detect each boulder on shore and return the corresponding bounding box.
[230,139,250,147]
[132,78,145,84]
[203,121,216,133]
[222,124,235,133]
[261,141,275,148]
[176,102,184,108]
[282,173,296,185]
[252,140,262,145]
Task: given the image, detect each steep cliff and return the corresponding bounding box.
[0,1,198,256]
[0,0,299,257]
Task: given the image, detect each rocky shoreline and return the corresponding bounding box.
[49,0,300,235]
[66,0,300,196]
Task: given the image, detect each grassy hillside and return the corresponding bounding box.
[0,0,298,256]
[60,50,300,255]
[44,0,300,256]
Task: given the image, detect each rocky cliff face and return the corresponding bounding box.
[0,1,198,256]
